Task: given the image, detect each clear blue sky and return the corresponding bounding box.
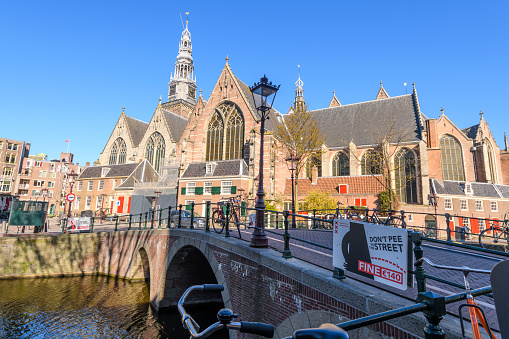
[1,1,508,165]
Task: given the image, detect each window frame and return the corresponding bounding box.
[221,181,233,195]
[444,198,453,210]
[490,201,498,212]
[460,199,468,211]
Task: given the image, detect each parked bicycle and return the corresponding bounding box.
[415,257,495,339]
[179,284,349,339]
[365,207,406,228]
[178,284,274,338]
[212,196,243,238]
[479,214,509,252]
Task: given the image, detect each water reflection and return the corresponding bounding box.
[0,276,225,338]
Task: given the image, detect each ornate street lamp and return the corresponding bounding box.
[153,191,161,228]
[250,75,280,247]
[286,154,299,229]
[100,193,107,224]
[66,170,78,220]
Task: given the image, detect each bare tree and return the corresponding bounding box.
[352,121,417,210]
[275,105,325,211]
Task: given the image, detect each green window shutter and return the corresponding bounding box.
[211,187,221,195]
[185,204,192,211]
[181,187,186,195]
[231,186,237,194]
[195,187,204,195]
[241,201,246,216]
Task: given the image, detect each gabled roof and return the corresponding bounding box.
[116,159,160,190]
[181,159,249,178]
[309,94,422,148]
[375,82,390,100]
[124,115,149,147]
[329,92,341,108]
[78,163,139,179]
[162,109,188,143]
[462,124,479,140]
[431,178,505,198]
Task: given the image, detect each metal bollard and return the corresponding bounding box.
[205,201,210,232]
[138,213,142,230]
[90,217,94,233]
[178,204,182,228]
[412,231,426,294]
[313,209,317,229]
[445,213,451,242]
[190,203,195,230]
[225,202,230,237]
[167,206,172,228]
[128,214,132,230]
[400,210,406,229]
[275,213,279,230]
[282,210,292,259]
[114,215,118,232]
[158,209,162,229]
[417,291,446,338]
[144,212,148,229]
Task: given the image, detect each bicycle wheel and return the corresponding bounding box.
[479,228,508,252]
[231,213,242,239]
[347,213,362,222]
[212,210,225,234]
[386,216,406,228]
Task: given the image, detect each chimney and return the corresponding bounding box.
[86,162,90,167]
[311,166,318,185]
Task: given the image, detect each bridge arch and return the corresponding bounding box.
[128,246,152,285]
[154,237,231,310]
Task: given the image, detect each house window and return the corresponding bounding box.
[187,182,196,195]
[475,200,483,211]
[408,214,414,222]
[101,168,110,177]
[96,196,102,209]
[33,180,44,187]
[204,182,213,195]
[7,143,12,150]
[85,196,91,209]
[338,184,348,194]
[206,163,213,174]
[354,198,367,207]
[98,180,104,191]
[49,172,56,178]
[48,190,53,198]
[77,181,83,191]
[464,183,473,195]
[75,197,81,209]
[478,219,486,232]
[39,171,47,178]
[1,181,11,192]
[221,181,232,195]
[88,181,93,191]
[490,201,498,212]
[48,181,55,188]
[460,199,468,211]
[12,144,18,151]
[2,167,13,176]
[462,217,470,229]
[112,180,117,189]
[444,198,453,210]
[5,154,16,164]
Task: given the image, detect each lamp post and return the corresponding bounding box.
[429,193,439,238]
[286,154,299,229]
[100,193,107,224]
[66,171,78,220]
[249,75,280,247]
[153,191,161,228]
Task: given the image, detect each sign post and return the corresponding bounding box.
[66,193,76,203]
[333,219,408,290]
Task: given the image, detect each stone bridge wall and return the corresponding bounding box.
[0,230,466,339]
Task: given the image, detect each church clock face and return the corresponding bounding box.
[170,85,176,96]
[188,87,196,98]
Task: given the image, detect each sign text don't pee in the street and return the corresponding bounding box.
[333,219,408,290]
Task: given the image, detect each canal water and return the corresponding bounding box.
[0,276,226,338]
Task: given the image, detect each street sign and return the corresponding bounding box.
[333,219,408,290]
[249,214,256,228]
[67,217,90,232]
[66,193,76,202]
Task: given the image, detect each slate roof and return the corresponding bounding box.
[233,74,281,132]
[162,109,188,143]
[78,163,139,179]
[308,94,422,148]
[431,178,505,198]
[181,160,249,178]
[124,115,149,147]
[462,124,479,140]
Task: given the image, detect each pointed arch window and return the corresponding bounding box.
[118,139,127,164]
[395,148,418,204]
[332,152,349,176]
[306,155,322,178]
[206,112,224,161]
[485,141,496,183]
[146,132,165,172]
[361,149,381,175]
[439,135,464,181]
[225,107,244,160]
[109,142,118,165]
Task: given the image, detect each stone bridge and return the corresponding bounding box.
[0,229,466,338]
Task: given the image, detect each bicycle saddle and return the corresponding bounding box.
[293,323,349,339]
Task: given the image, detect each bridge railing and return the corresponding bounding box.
[56,203,501,337]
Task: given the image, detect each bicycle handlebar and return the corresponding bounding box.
[284,323,349,339]
[240,322,275,337]
[415,257,492,274]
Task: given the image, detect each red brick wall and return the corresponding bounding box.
[500,152,509,185]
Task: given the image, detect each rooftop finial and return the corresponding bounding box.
[505,132,508,151]
[225,55,229,65]
[480,110,484,119]
[440,107,444,116]
[159,96,162,106]
[122,106,125,115]
[199,89,202,97]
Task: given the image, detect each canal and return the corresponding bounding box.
[0,276,225,338]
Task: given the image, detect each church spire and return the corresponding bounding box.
[167,12,197,107]
[294,65,305,111]
[375,81,390,100]
[505,132,508,151]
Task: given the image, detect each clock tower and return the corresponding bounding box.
[163,16,197,119]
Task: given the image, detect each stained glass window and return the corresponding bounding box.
[361,149,381,175]
[332,152,349,176]
[395,148,418,203]
[439,135,464,181]
[206,112,224,161]
[146,132,165,172]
